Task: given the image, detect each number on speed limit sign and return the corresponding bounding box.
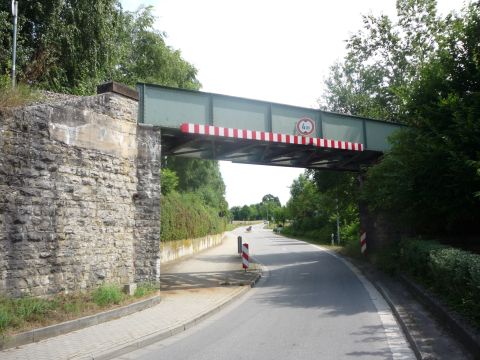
[296,117,315,136]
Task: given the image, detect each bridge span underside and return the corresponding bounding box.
[161,127,381,171]
[138,83,403,171]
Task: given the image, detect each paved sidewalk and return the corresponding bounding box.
[1,230,260,360]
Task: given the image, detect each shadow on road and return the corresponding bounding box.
[250,243,378,318]
[160,269,258,291]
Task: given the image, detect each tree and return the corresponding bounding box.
[259,194,281,221]
[230,206,242,221]
[286,174,323,229]
[322,0,480,239]
[111,6,200,90]
[0,2,200,94]
[273,207,286,225]
[363,2,480,236]
[160,168,178,195]
[322,0,445,122]
[0,0,124,93]
[163,157,227,212]
[261,194,281,207]
[239,205,253,221]
[229,193,283,221]
[308,170,359,227]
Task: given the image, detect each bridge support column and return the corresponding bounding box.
[134,125,162,285]
[358,174,401,254]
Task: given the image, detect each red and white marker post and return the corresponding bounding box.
[242,243,249,271]
[360,231,367,255]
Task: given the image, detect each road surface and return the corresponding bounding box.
[118,224,414,360]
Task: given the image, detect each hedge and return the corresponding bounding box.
[398,238,480,325]
[161,192,226,242]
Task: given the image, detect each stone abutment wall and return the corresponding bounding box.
[0,91,161,297]
[358,174,404,253]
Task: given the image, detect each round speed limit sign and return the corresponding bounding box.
[296,117,315,136]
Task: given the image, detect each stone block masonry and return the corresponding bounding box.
[134,124,161,284]
[0,88,161,297]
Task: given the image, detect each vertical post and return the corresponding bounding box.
[242,243,249,271]
[362,119,368,150]
[317,110,323,139]
[266,103,272,132]
[11,0,18,88]
[237,236,242,255]
[208,94,214,125]
[336,193,341,245]
[360,230,367,255]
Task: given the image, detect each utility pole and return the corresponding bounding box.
[11,0,18,87]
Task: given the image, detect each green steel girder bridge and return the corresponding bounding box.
[137,83,403,171]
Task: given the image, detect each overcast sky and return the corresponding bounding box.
[121,0,466,207]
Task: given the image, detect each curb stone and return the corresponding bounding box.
[81,269,263,360]
[398,274,480,357]
[317,247,419,359]
[334,255,437,360]
[296,241,421,359]
[0,295,161,351]
[325,251,479,359]
[374,284,423,360]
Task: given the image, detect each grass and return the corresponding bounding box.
[0,283,158,336]
[0,297,58,333]
[0,79,42,108]
[91,285,124,307]
[134,283,158,298]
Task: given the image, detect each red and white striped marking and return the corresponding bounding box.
[360,231,367,254]
[242,243,249,270]
[180,123,364,152]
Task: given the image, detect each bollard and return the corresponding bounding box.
[242,243,249,271]
[237,236,242,255]
[360,231,367,255]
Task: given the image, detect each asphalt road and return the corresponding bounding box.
[118,225,414,360]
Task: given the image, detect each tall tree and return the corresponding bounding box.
[322,0,444,122]
[111,6,200,90]
[322,0,480,238]
[363,2,480,236]
[0,2,199,93]
[163,157,227,212]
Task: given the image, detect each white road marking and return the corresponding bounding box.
[309,244,415,360]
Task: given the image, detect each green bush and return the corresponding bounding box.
[304,226,335,244]
[161,192,226,241]
[91,285,123,307]
[398,238,480,325]
[399,239,446,278]
[340,220,360,244]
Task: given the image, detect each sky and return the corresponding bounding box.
[121,0,466,207]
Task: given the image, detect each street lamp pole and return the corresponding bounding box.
[11,0,18,88]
